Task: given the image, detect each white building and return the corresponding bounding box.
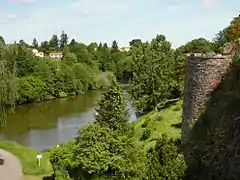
[49,52,63,59]
[32,49,44,57]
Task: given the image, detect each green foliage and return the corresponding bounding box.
[93,71,116,90]
[94,80,130,133]
[0,36,6,46]
[75,124,143,179]
[178,38,214,53]
[130,34,176,113]
[63,52,77,66]
[49,34,59,51]
[15,45,38,77]
[140,128,151,141]
[55,63,77,95]
[212,28,229,53]
[146,134,186,180]
[226,15,240,42]
[16,76,45,104]
[116,55,133,82]
[72,63,94,93]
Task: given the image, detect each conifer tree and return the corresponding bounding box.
[94,79,129,133]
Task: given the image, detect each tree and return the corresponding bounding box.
[111,40,119,52]
[130,34,175,113]
[33,58,58,96]
[212,28,229,53]
[59,31,68,50]
[49,34,59,51]
[0,45,17,126]
[94,80,130,133]
[50,124,143,180]
[40,41,50,53]
[19,39,27,46]
[68,42,92,65]
[0,36,6,46]
[69,38,76,46]
[178,38,214,53]
[32,38,38,49]
[15,45,37,77]
[226,15,240,42]
[116,55,133,83]
[16,76,45,104]
[129,39,142,47]
[62,52,77,66]
[146,134,186,180]
[73,63,94,93]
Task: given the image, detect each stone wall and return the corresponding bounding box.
[181,53,232,145]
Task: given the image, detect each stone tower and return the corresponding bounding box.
[181,53,232,161]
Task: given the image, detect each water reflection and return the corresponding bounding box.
[0,91,136,151]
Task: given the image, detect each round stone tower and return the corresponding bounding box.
[181,53,232,161]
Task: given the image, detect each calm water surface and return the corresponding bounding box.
[0,91,137,151]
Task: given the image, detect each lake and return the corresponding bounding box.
[0,90,137,151]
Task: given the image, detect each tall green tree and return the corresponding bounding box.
[0,36,6,46]
[59,31,68,50]
[40,41,50,53]
[94,80,130,133]
[212,28,229,52]
[32,37,38,49]
[111,40,119,53]
[19,39,27,47]
[130,34,175,113]
[226,15,240,42]
[15,45,37,77]
[0,45,17,126]
[49,34,59,51]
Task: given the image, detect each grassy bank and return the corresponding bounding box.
[0,141,52,176]
[132,100,182,150]
[0,100,182,179]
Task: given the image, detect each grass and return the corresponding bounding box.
[132,100,182,150]
[0,100,183,179]
[0,141,52,176]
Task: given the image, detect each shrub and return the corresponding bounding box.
[140,128,151,141]
[146,134,186,180]
[16,76,45,104]
[141,119,149,128]
[93,71,116,89]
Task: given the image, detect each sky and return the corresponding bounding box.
[0,0,239,48]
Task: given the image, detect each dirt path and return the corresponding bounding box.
[0,148,23,180]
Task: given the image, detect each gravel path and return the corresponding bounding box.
[0,148,23,180]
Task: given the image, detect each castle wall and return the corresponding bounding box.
[181,53,232,145]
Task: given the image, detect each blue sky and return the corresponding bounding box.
[0,0,239,48]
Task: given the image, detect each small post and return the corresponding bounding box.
[36,152,42,167]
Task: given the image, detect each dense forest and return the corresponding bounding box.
[1,13,240,179]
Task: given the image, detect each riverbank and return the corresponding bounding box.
[0,141,52,176]
[0,100,182,178]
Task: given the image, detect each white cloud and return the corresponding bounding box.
[201,0,218,8]
[0,13,34,24]
[8,0,36,4]
[70,0,138,17]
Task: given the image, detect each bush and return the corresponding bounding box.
[16,76,45,104]
[50,124,143,179]
[146,134,186,180]
[93,71,116,89]
[140,128,151,141]
[141,120,149,128]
